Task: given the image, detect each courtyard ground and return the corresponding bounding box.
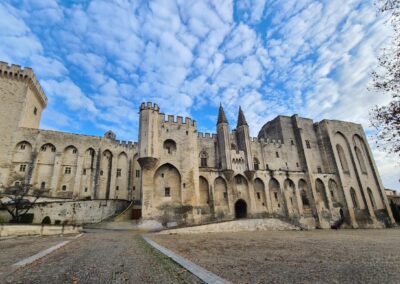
[150,229,400,284]
[0,229,202,284]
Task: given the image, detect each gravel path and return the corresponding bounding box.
[2,229,203,284]
[151,229,400,284]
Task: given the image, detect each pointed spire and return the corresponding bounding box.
[217,103,228,124]
[237,106,248,127]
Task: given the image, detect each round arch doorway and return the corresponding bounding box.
[235,199,247,219]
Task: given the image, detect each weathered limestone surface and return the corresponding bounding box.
[0,62,394,228]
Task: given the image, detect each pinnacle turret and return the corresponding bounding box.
[237,106,248,127]
[217,104,228,124]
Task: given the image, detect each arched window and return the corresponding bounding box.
[350,188,358,209]
[336,144,350,174]
[199,151,208,167]
[367,188,375,209]
[40,182,46,189]
[163,139,177,154]
[355,146,367,174]
[253,157,260,170]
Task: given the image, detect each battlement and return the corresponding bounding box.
[160,113,197,127]
[251,137,282,145]
[114,140,138,149]
[140,102,160,112]
[197,132,217,139]
[0,61,48,107]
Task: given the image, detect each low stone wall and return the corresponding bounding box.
[0,224,81,237]
[0,199,130,225]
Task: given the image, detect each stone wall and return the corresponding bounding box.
[0,199,130,225]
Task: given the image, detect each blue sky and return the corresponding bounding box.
[0,0,398,189]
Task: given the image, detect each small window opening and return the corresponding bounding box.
[19,164,26,172]
[20,144,26,150]
[317,167,322,173]
[257,192,261,199]
[72,149,77,154]
[291,140,294,145]
[65,167,71,174]
[51,146,56,152]
[306,140,311,149]
[165,187,171,197]
[33,107,37,115]
[136,170,140,177]
[83,169,86,175]
[117,169,121,177]
[84,187,88,192]
[62,185,67,191]
[276,152,279,158]
[274,192,278,200]
[116,186,119,191]
[100,170,103,176]
[223,192,228,199]
[40,182,45,189]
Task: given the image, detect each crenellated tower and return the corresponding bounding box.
[137,102,160,169]
[0,62,48,186]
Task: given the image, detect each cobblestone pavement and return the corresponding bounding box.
[1,229,203,284]
[151,229,400,284]
[0,234,76,277]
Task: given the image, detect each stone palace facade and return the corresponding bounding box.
[0,62,395,228]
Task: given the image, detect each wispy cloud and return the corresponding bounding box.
[0,0,397,189]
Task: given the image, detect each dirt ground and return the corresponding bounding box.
[150,229,400,284]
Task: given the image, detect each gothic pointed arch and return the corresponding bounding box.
[350,187,359,209]
[254,178,267,212]
[199,176,209,206]
[214,176,228,208]
[154,163,182,204]
[99,149,113,199]
[284,178,299,215]
[328,179,345,207]
[269,178,284,215]
[33,143,57,192]
[235,174,249,202]
[116,152,129,199]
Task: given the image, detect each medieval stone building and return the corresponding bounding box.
[0,62,395,228]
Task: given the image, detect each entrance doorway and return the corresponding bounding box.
[235,199,247,219]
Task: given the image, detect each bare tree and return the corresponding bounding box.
[0,182,47,223]
[371,0,400,155]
